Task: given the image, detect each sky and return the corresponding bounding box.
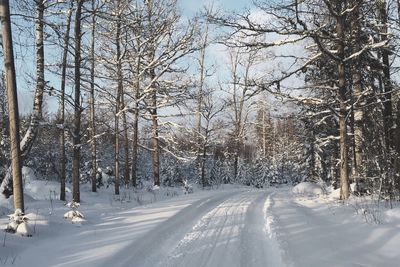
[11,0,251,116]
[179,0,249,16]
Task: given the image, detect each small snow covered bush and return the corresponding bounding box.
[292,182,324,196]
[64,201,85,226]
[5,209,31,236]
[183,180,193,194]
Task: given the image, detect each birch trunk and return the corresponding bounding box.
[0,0,46,197]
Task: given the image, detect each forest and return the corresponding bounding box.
[0,0,400,251]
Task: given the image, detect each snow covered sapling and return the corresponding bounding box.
[64,201,85,225]
[5,209,31,236]
[183,179,193,194]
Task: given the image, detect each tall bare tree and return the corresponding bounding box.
[1,0,47,197]
[72,0,84,203]
[335,0,350,199]
[59,0,73,201]
[89,0,98,193]
[0,0,24,212]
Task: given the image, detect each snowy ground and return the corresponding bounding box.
[2,179,400,266]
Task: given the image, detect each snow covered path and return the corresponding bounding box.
[7,188,286,267]
[5,185,400,266]
[102,190,285,267]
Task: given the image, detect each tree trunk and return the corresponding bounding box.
[90,0,97,193]
[114,8,122,195]
[59,1,73,201]
[379,0,393,153]
[121,93,130,187]
[395,0,400,191]
[72,0,84,203]
[352,4,364,191]
[151,76,160,187]
[20,0,45,158]
[262,110,266,157]
[0,0,24,212]
[233,153,238,183]
[201,141,207,187]
[336,5,350,200]
[197,23,208,186]
[0,0,46,197]
[146,1,160,187]
[115,93,120,195]
[131,53,140,188]
[0,72,7,138]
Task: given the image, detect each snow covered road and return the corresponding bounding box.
[103,190,285,267]
[8,189,286,267]
[7,185,400,266]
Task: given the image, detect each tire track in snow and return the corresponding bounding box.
[164,191,254,267]
[100,190,243,267]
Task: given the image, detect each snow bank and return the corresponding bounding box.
[329,188,341,199]
[384,208,400,223]
[292,182,324,196]
[24,180,62,200]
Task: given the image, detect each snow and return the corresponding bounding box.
[384,208,400,223]
[270,187,400,267]
[328,187,341,199]
[2,182,400,266]
[292,182,324,196]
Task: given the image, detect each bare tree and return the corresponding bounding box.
[114,1,123,195]
[226,48,259,182]
[199,87,225,187]
[196,10,211,187]
[0,0,47,197]
[142,0,197,186]
[0,0,24,212]
[72,0,84,203]
[335,0,350,199]
[89,0,98,193]
[59,0,74,201]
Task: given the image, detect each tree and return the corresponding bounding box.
[58,0,73,201]
[89,0,98,193]
[195,9,211,186]
[224,47,259,182]
[72,0,84,203]
[114,0,123,195]
[0,0,24,212]
[334,0,350,199]
[198,87,225,187]
[141,0,197,186]
[1,0,47,198]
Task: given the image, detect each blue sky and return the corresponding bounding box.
[13,0,252,115]
[179,0,249,16]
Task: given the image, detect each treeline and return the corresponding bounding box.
[213,0,400,200]
[1,0,400,217]
[0,0,307,211]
